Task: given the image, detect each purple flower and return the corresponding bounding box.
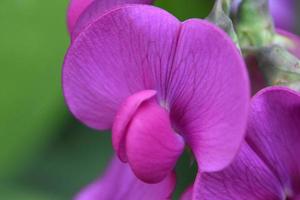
[184,87,300,199]
[63,3,249,187]
[67,0,154,39]
[74,156,176,200]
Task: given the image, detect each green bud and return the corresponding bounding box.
[207,0,240,49]
[257,45,300,89]
[236,0,275,48]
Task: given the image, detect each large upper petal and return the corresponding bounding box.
[168,19,249,172]
[69,0,154,39]
[246,87,300,195]
[63,5,181,130]
[74,156,176,200]
[192,142,283,200]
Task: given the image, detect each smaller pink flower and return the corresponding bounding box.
[185,87,300,200]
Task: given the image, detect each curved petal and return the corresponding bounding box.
[192,142,283,200]
[67,0,94,34]
[74,156,176,200]
[112,90,184,183]
[247,87,300,195]
[168,19,250,172]
[125,98,185,183]
[63,5,181,130]
[112,90,157,162]
[71,0,154,39]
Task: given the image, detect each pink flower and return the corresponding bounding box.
[184,87,300,200]
[63,3,249,197]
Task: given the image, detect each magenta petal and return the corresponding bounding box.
[112,90,157,162]
[74,156,176,200]
[193,142,282,200]
[63,5,181,130]
[169,19,249,172]
[67,0,94,33]
[71,0,155,39]
[126,100,185,183]
[247,87,300,194]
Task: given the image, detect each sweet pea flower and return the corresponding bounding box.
[74,156,176,200]
[184,87,300,200]
[63,4,249,184]
[67,0,154,39]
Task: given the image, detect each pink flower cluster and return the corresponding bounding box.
[62,0,300,199]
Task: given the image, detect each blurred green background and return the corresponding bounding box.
[0,0,213,199]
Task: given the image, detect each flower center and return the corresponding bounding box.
[112,90,185,183]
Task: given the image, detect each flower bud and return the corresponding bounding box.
[236,0,275,48]
[257,45,300,90]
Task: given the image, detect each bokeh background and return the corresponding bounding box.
[1,0,299,199]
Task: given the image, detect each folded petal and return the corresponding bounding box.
[70,0,154,39]
[193,142,283,200]
[63,5,181,130]
[125,98,185,183]
[247,87,300,194]
[74,156,176,200]
[112,90,184,183]
[112,90,157,162]
[168,19,250,172]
